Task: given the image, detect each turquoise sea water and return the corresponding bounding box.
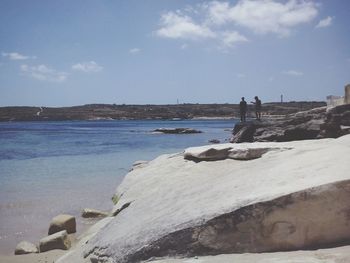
[0,119,236,254]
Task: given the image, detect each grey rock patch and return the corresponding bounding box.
[48,214,76,235]
[111,201,132,217]
[184,147,232,161]
[130,160,149,171]
[82,209,109,218]
[39,230,71,252]
[228,148,270,160]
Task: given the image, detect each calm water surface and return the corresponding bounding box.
[0,119,236,254]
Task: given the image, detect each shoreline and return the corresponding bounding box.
[0,250,66,263]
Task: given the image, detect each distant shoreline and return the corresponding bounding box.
[0,102,326,122]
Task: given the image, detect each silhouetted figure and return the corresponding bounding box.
[251,96,262,120]
[239,97,247,122]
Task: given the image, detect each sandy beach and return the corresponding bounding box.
[0,250,65,263]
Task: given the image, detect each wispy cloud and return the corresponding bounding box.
[236,73,246,78]
[221,31,248,48]
[20,64,68,82]
[129,48,141,54]
[155,11,215,40]
[180,43,188,50]
[315,16,333,28]
[2,52,36,60]
[282,70,304,77]
[71,61,103,73]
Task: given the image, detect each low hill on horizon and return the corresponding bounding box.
[0,101,326,122]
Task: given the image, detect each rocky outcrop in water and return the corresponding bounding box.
[82,209,109,218]
[57,135,350,263]
[230,105,350,143]
[153,128,202,134]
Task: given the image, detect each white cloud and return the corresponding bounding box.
[155,11,216,39]
[204,0,318,37]
[315,16,333,28]
[20,64,68,82]
[129,48,141,54]
[2,52,36,60]
[282,70,304,76]
[155,1,319,50]
[221,31,248,47]
[71,61,103,73]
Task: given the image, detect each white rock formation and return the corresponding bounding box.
[14,241,38,255]
[58,135,350,263]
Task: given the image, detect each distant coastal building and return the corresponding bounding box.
[327,95,344,107]
[345,84,350,104]
[326,84,350,108]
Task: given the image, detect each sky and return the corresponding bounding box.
[0,0,349,107]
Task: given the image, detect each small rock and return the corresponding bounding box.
[228,148,269,160]
[14,241,38,255]
[39,230,71,252]
[82,208,109,218]
[130,160,149,171]
[208,139,220,144]
[184,147,232,161]
[48,214,76,235]
[132,160,148,167]
[153,128,202,134]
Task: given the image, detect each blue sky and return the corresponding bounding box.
[0,0,349,106]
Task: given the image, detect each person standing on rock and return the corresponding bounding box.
[239,97,247,122]
[251,96,262,120]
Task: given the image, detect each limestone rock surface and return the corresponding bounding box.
[48,214,76,235]
[39,230,71,252]
[14,241,38,255]
[146,245,350,263]
[58,135,350,263]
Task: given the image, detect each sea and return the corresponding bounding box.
[0,119,236,254]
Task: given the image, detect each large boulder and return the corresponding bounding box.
[58,135,350,263]
[48,214,76,235]
[14,241,38,255]
[230,106,350,143]
[39,230,71,252]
